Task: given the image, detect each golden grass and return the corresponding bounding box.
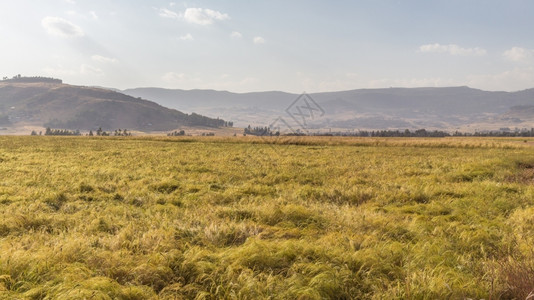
[0,136,533,298]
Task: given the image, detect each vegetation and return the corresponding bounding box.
[168,130,186,136]
[250,127,534,138]
[244,125,279,136]
[44,127,81,136]
[1,136,534,298]
[1,75,62,84]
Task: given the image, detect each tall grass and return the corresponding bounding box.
[0,136,533,298]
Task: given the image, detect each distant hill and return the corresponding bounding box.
[123,86,534,131]
[0,78,227,131]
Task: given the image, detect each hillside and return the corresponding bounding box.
[0,78,227,132]
[123,86,534,131]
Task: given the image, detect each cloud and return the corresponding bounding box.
[64,0,75,4]
[42,17,84,38]
[467,67,534,91]
[418,43,486,56]
[91,55,118,64]
[161,72,259,92]
[253,36,265,44]
[80,64,103,75]
[183,8,229,25]
[158,8,180,19]
[503,47,534,63]
[231,31,242,39]
[43,65,78,77]
[89,11,99,20]
[162,72,187,82]
[180,33,193,41]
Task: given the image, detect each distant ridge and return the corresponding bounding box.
[123,86,534,130]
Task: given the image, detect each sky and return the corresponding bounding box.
[1,0,533,93]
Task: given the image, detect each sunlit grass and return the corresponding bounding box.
[0,136,533,298]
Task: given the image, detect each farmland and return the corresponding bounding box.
[1,136,534,299]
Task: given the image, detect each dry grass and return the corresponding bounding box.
[0,136,533,298]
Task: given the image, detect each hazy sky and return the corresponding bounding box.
[1,0,533,92]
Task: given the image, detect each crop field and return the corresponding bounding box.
[1,136,534,299]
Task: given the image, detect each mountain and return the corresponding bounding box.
[122,86,534,131]
[0,78,227,131]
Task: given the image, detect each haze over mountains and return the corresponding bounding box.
[123,86,534,132]
[2,76,534,134]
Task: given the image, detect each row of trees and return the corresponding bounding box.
[33,127,534,138]
[185,113,233,128]
[42,128,81,136]
[167,130,215,136]
[168,130,186,136]
[33,127,132,136]
[315,128,534,137]
[244,126,280,136]
[2,75,62,84]
[320,129,450,137]
[89,128,131,136]
[243,127,534,138]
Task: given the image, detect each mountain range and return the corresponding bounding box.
[2,76,534,134]
[123,86,534,132]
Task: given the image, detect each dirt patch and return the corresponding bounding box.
[507,162,534,184]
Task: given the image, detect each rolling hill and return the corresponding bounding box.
[0,78,227,132]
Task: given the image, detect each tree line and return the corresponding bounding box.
[244,125,280,136]
[315,128,534,137]
[185,113,233,128]
[243,126,534,138]
[2,75,62,84]
[33,127,132,136]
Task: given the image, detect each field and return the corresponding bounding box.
[1,136,534,299]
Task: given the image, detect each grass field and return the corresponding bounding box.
[1,136,534,299]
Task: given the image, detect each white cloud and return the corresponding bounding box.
[418,43,486,56]
[80,64,103,75]
[64,0,76,4]
[467,67,534,91]
[160,72,259,91]
[43,65,77,77]
[253,36,265,45]
[158,8,180,19]
[89,11,99,20]
[91,55,118,64]
[162,72,187,82]
[503,47,534,63]
[183,8,229,25]
[42,17,84,38]
[231,31,242,39]
[180,33,194,41]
